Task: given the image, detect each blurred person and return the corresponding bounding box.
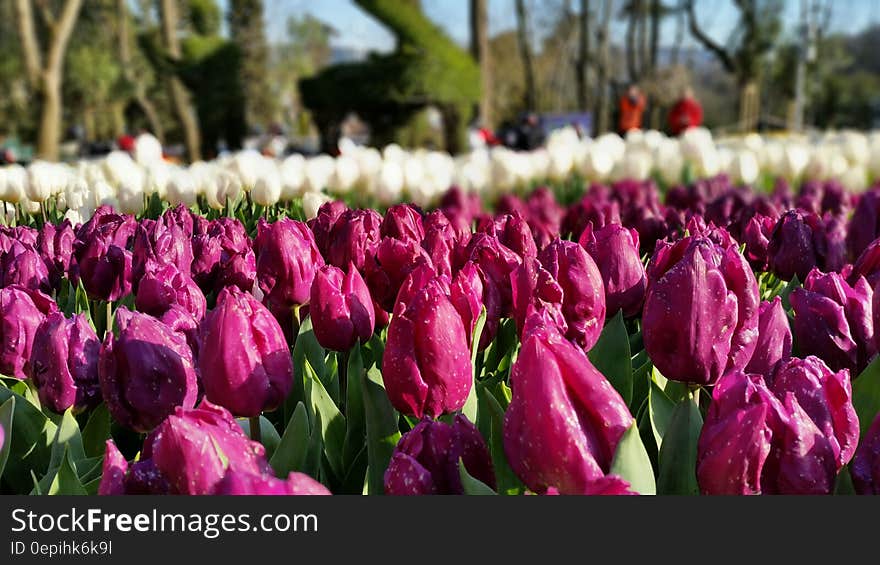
[668,87,704,136]
[516,112,545,151]
[468,118,499,150]
[618,84,646,134]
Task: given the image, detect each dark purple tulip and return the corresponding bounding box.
[131,218,194,288]
[580,223,646,319]
[742,213,776,271]
[36,220,75,288]
[213,470,331,495]
[768,210,819,282]
[478,213,537,262]
[440,185,486,228]
[449,261,485,346]
[392,263,439,317]
[847,186,880,261]
[158,305,201,357]
[190,217,252,292]
[503,310,633,494]
[199,286,293,417]
[29,312,100,413]
[744,297,792,376]
[539,239,606,350]
[216,249,256,293]
[849,237,880,289]
[697,363,857,495]
[73,206,136,301]
[309,200,348,258]
[815,213,848,274]
[796,179,824,215]
[162,204,195,238]
[365,237,432,312]
[383,274,471,418]
[99,402,271,495]
[790,269,875,374]
[381,204,424,243]
[255,218,324,310]
[421,210,466,278]
[562,189,621,241]
[852,413,880,494]
[0,285,58,379]
[326,209,382,272]
[523,186,564,249]
[0,240,50,293]
[643,236,759,385]
[310,263,374,352]
[99,307,198,432]
[384,415,495,495]
[0,225,38,251]
[135,262,206,320]
[462,233,521,318]
[510,257,564,336]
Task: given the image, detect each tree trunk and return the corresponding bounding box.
[739,80,760,132]
[38,74,63,160]
[576,0,591,110]
[594,0,615,135]
[514,0,537,110]
[649,0,660,71]
[118,0,165,141]
[625,2,638,83]
[160,0,201,162]
[442,105,465,155]
[470,0,492,127]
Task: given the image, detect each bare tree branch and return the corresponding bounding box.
[686,0,736,72]
[13,0,43,87]
[46,0,84,73]
[34,0,57,29]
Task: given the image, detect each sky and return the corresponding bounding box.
[239,0,880,53]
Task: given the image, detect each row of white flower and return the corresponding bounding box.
[1,127,879,225]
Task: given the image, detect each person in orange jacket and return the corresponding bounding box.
[618,84,646,134]
[668,87,704,136]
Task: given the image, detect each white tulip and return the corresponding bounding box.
[134,133,164,166]
[330,154,359,194]
[26,161,63,202]
[251,165,282,206]
[166,170,198,207]
[376,160,404,203]
[230,150,265,189]
[654,140,684,186]
[279,154,306,199]
[0,165,27,203]
[840,165,868,192]
[727,150,760,185]
[302,191,332,220]
[581,143,615,180]
[304,155,335,193]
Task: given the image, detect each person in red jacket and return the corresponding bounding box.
[618,84,646,134]
[667,87,703,136]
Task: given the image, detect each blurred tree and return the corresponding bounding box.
[515,0,538,111]
[594,0,615,134]
[470,0,493,126]
[116,0,165,141]
[686,0,783,132]
[228,0,276,129]
[159,0,201,160]
[13,0,84,160]
[300,0,480,153]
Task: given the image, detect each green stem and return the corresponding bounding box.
[105,301,113,337]
[249,416,262,444]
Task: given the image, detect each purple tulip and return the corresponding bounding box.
[744,297,792,376]
[199,286,293,417]
[326,209,382,272]
[308,200,348,258]
[213,470,331,495]
[852,413,880,494]
[449,261,485,347]
[510,257,565,337]
[790,269,875,374]
[73,206,136,301]
[310,263,374,351]
[478,213,537,262]
[562,190,621,241]
[741,213,776,271]
[36,220,75,288]
[365,237,432,312]
[697,361,858,495]
[29,312,101,413]
[131,218,194,289]
[190,217,253,293]
[503,310,633,494]
[384,415,495,495]
[0,285,58,379]
[0,240,50,293]
[383,274,471,418]
[580,223,646,319]
[135,262,206,320]
[255,218,324,311]
[643,236,759,385]
[421,210,465,278]
[768,210,819,282]
[99,402,271,495]
[849,237,880,289]
[158,305,201,357]
[461,233,521,317]
[847,186,880,261]
[99,307,198,432]
[381,204,424,243]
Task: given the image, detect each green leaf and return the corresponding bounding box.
[270,401,313,477]
[476,383,523,495]
[81,404,111,458]
[48,408,86,470]
[305,358,346,480]
[459,459,497,495]
[0,396,15,479]
[648,379,676,449]
[609,422,656,494]
[853,355,880,435]
[657,395,703,495]
[47,446,87,495]
[341,344,367,490]
[462,307,488,423]
[0,386,57,493]
[778,274,800,311]
[236,416,281,460]
[588,310,632,405]
[362,366,401,495]
[287,315,327,424]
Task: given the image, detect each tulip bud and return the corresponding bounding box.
[768,210,819,282]
[213,470,331,495]
[190,217,252,292]
[852,413,880,494]
[29,312,101,413]
[308,200,347,258]
[73,207,136,301]
[510,257,565,336]
[503,311,633,494]
[383,275,471,418]
[0,241,50,293]
[846,187,880,261]
[643,236,759,385]
[479,213,537,261]
[36,220,75,288]
[309,264,374,351]
[850,237,880,289]
[790,269,875,374]
[384,415,495,495]
[742,213,776,271]
[199,286,293,417]
[326,209,382,272]
[136,262,206,321]
[99,308,198,432]
[98,440,129,495]
[381,204,424,243]
[255,218,324,311]
[744,297,792,376]
[131,218,194,288]
[449,262,485,345]
[0,286,58,379]
[421,210,463,278]
[539,239,606,350]
[580,223,646,319]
